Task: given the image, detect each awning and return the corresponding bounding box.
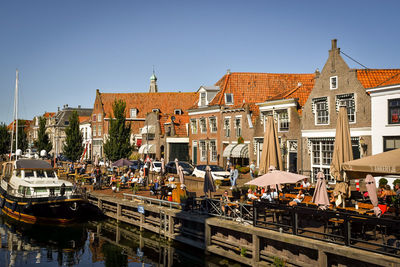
[140,125,155,135]
[231,144,249,158]
[138,144,155,154]
[223,144,236,158]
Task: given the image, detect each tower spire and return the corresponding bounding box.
[149,67,158,93]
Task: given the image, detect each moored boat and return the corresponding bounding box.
[0,158,90,224]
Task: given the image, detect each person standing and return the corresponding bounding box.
[229,165,238,189]
[250,161,256,179]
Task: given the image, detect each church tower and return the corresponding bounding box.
[149,70,158,93]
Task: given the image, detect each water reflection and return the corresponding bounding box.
[0,212,235,267]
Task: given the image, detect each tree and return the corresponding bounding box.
[63,111,83,161]
[11,120,28,152]
[0,123,10,156]
[34,116,52,153]
[103,99,133,162]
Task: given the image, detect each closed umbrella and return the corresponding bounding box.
[203,165,216,197]
[259,115,283,175]
[330,105,353,206]
[312,172,330,209]
[365,175,382,217]
[174,158,179,172]
[161,157,165,175]
[178,165,184,184]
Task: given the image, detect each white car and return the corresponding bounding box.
[151,161,162,173]
[192,165,230,181]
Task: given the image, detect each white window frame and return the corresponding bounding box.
[93,125,96,137]
[200,92,207,106]
[310,138,335,182]
[276,110,289,132]
[313,97,330,126]
[190,119,198,134]
[174,109,182,115]
[330,76,338,90]
[225,93,234,105]
[224,117,231,137]
[97,113,102,122]
[209,117,217,133]
[210,140,217,162]
[235,117,242,137]
[336,93,356,123]
[200,118,207,133]
[130,108,138,118]
[98,125,102,136]
[199,140,206,162]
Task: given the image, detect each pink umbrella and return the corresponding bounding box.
[312,172,330,209]
[245,170,307,187]
[365,174,382,217]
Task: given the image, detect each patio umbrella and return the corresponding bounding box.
[365,174,382,217]
[330,105,353,206]
[245,170,307,187]
[178,165,184,184]
[203,165,216,197]
[112,158,133,167]
[312,172,330,209]
[161,157,165,175]
[259,115,283,175]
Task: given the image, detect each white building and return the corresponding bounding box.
[367,82,400,186]
[79,118,92,161]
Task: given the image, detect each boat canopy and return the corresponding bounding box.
[16,159,53,170]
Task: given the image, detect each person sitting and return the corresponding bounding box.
[261,187,273,202]
[69,163,75,174]
[220,191,231,215]
[247,189,258,201]
[289,189,305,206]
[111,182,117,193]
[120,173,128,184]
[160,185,169,200]
[301,178,311,189]
[395,183,400,197]
[271,188,278,200]
[380,185,395,204]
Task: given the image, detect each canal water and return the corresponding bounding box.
[0,212,238,267]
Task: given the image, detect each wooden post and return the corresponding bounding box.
[318,250,328,267]
[117,203,121,222]
[98,199,102,211]
[252,234,260,265]
[204,219,211,255]
[140,213,144,231]
[168,215,174,241]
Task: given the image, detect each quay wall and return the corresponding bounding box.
[87,192,400,267]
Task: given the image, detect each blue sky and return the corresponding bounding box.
[1,0,400,124]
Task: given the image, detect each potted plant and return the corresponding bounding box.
[116,182,120,192]
[214,179,222,190]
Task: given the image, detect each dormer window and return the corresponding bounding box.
[200,92,207,106]
[130,108,138,118]
[330,76,338,90]
[152,108,160,113]
[174,109,182,115]
[225,93,234,105]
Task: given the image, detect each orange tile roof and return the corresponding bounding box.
[161,114,189,136]
[99,92,198,119]
[210,72,315,108]
[7,120,33,131]
[78,116,90,123]
[356,69,400,88]
[43,112,55,118]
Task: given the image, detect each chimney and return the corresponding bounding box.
[331,39,337,50]
[227,69,231,75]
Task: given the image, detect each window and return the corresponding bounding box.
[336,94,355,123]
[311,139,334,181]
[388,98,400,124]
[200,92,206,106]
[210,140,217,162]
[98,125,102,136]
[209,117,217,132]
[200,118,207,133]
[152,108,160,113]
[224,118,231,137]
[130,108,137,118]
[93,125,96,137]
[313,97,329,125]
[383,136,400,152]
[225,93,234,105]
[199,140,206,161]
[235,117,242,137]
[190,119,197,134]
[330,76,338,90]
[174,109,182,115]
[64,121,69,126]
[277,110,289,131]
[97,113,102,122]
[92,114,96,122]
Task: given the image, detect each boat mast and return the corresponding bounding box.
[10,69,19,160]
[15,69,19,159]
